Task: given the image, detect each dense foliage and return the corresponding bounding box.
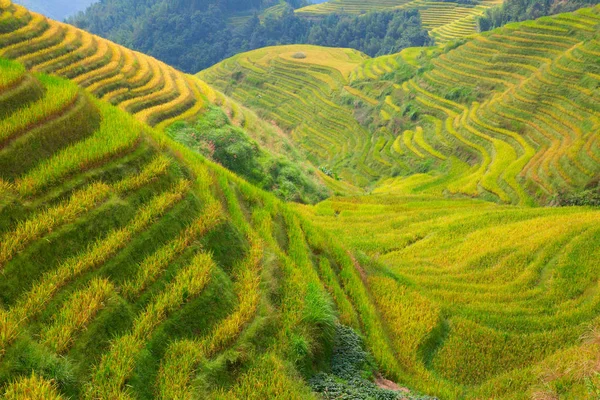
[310,325,436,400]
[478,0,600,30]
[167,107,329,204]
[70,1,431,73]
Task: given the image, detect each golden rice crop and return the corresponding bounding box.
[84,251,214,399]
[157,239,263,399]
[0,181,189,354]
[0,57,24,89]
[121,200,222,298]
[16,100,142,196]
[0,74,78,146]
[40,278,114,353]
[0,182,111,267]
[3,372,64,400]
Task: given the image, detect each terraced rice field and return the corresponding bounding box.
[2,0,600,398]
[0,2,214,129]
[205,7,600,205]
[0,56,392,399]
[297,193,600,398]
[296,0,408,14]
[0,1,316,189]
[380,6,600,205]
[199,45,382,186]
[296,0,504,44]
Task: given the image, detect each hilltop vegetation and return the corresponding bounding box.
[70,0,431,72]
[296,0,504,44]
[166,106,329,203]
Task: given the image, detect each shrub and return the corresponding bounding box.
[167,106,328,204]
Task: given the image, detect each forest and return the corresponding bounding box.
[70,1,431,72]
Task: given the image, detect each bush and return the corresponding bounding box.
[310,324,437,400]
[167,106,328,203]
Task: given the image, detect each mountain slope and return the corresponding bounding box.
[1,1,600,399]
[0,54,419,399]
[296,192,600,399]
[202,6,600,205]
[200,6,600,399]
[296,0,504,44]
[0,1,327,202]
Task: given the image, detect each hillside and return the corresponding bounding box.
[200,11,600,397]
[0,44,429,399]
[296,0,504,44]
[68,0,431,73]
[201,6,600,205]
[0,2,328,203]
[296,192,600,398]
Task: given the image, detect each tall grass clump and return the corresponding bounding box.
[40,278,114,353]
[3,372,64,400]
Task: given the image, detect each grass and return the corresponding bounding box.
[156,238,263,399]
[0,54,366,400]
[40,278,114,353]
[0,180,190,353]
[0,56,23,88]
[3,372,64,399]
[15,99,142,196]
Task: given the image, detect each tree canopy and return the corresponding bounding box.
[69,1,431,73]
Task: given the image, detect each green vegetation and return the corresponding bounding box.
[69,1,431,73]
[296,193,600,398]
[167,106,328,203]
[199,7,600,398]
[310,324,435,399]
[1,1,600,399]
[204,7,600,205]
[478,0,600,30]
[0,55,418,399]
[297,0,503,45]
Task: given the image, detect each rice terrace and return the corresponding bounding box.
[0,0,599,398]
